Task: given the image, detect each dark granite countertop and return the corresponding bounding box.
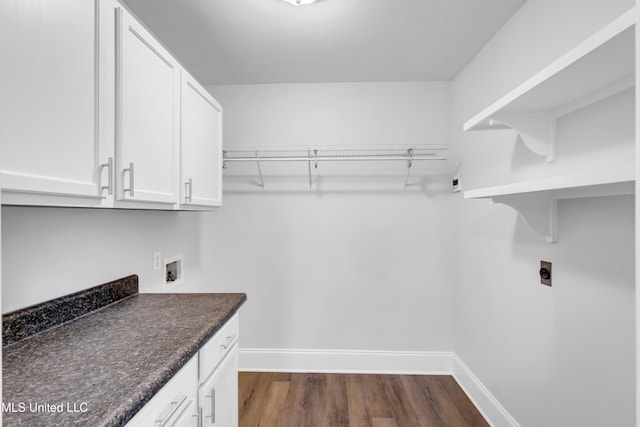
[2,276,246,427]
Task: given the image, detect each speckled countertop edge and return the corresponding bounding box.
[104,296,246,427]
[3,286,247,427]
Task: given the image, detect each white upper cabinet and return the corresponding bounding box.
[179,72,223,209]
[115,6,180,206]
[0,0,223,210]
[0,0,106,205]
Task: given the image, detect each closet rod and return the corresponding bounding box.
[223,154,446,162]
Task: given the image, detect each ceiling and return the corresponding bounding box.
[120,0,526,85]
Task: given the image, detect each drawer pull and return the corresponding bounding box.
[156,395,187,427]
[221,334,236,350]
[205,388,216,423]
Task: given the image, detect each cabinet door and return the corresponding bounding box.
[180,72,223,209]
[0,0,106,202]
[199,344,238,427]
[115,7,179,205]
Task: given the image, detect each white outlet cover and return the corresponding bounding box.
[153,252,162,270]
[452,175,461,193]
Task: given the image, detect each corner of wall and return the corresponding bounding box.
[452,355,520,427]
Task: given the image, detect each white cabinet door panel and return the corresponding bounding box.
[199,344,238,427]
[180,73,223,208]
[0,0,102,199]
[116,7,178,204]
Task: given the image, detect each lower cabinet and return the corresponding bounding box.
[199,344,238,427]
[126,314,239,426]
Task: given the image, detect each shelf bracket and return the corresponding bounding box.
[490,193,558,243]
[255,150,265,190]
[307,149,313,190]
[488,113,556,162]
[404,147,414,189]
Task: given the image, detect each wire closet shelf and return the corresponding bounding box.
[222,144,448,190]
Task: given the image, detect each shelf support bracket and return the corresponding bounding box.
[307,149,313,191]
[404,147,414,189]
[254,150,265,190]
[490,193,558,243]
[489,113,556,162]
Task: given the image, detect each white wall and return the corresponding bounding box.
[452,0,635,425]
[213,82,450,151]
[203,82,456,356]
[1,82,456,361]
[1,207,209,313]
[1,2,635,422]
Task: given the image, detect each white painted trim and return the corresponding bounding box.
[239,348,453,375]
[452,355,520,427]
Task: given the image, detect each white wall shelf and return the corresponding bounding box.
[464,170,635,243]
[463,9,635,162]
[462,8,636,243]
[464,170,635,200]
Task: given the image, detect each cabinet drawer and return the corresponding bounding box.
[199,314,239,382]
[126,357,198,427]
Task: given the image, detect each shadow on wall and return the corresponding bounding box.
[509,89,635,179]
[512,194,633,285]
[510,132,547,172]
[509,194,634,426]
[222,173,454,198]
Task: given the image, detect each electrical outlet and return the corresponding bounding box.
[540,260,552,286]
[153,252,162,270]
[452,175,460,192]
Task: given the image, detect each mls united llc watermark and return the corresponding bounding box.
[2,401,88,413]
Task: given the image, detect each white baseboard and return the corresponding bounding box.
[452,355,520,427]
[238,348,453,375]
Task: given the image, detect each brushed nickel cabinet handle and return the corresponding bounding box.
[185,178,193,203]
[123,162,134,197]
[204,389,215,422]
[221,334,236,350]
[100,157,113,195]
[156,395,187,427]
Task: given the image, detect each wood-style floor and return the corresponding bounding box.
[239,372,489,427]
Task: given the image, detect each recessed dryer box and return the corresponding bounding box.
[164,255,184,290]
